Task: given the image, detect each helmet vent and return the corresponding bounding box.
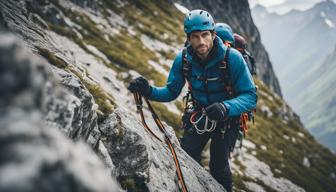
[200,11,203,14]
[203,21,209,25]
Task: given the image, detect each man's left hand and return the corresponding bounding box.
[205,102,228,121]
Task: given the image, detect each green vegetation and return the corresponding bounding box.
[118,176,149,192]
[37,47,67,68]
[103,0,185,44]
[48,0,184,87]
[174,100,184,112]
[238,79,336,192]
[43,0,187,122]
[36,46,115,120]
[48,23,74,39]
[90,32,167,86]
[150,101,183,137]
[66,66,115,121]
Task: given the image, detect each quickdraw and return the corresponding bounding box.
[133,93,188,192]
[189,109,217,134]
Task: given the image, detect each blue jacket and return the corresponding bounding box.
[149,36,257,117]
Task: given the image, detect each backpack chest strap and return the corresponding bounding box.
[182,47,236,98]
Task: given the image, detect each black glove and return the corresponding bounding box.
[205,102,228,121]
[127,76,152,98]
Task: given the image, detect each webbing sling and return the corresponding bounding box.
[133,93,188,192]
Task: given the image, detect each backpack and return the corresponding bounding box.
[181,47,253,151]
[233,33,256,75]
[241,50,256,75]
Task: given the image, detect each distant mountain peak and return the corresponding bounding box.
[324,0,335,5]
[253,3,268,12]
[252,3,271,18]
[314,0,336,10]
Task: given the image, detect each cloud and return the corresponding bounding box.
[249,0,334,14]
[249,0,286,8]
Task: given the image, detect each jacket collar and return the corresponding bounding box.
[186,36,226,69]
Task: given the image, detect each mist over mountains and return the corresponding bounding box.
[252,0,336,152]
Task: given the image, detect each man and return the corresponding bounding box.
[128,9,257,192]
[234,33,256,75]
[215,23,235,47]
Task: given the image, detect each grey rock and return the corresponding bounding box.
[0,9,6,29]
[0,0,100,146]
[0,1,232,191]
[0,109,119,192]
[46,68,99,144]
[26,0,67,26]
[0,32,122,192]
[69,0,99,12]
[0,33,51,111]
[100,108,226,192]
[0,0,48,48]
[96,140,115,174]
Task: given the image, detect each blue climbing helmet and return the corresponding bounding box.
[215,23,234,46]
[184,9,215,34]
[216,23,233,33]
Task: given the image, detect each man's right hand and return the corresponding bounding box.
[127,76,152,98]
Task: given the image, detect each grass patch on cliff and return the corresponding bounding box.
[118,176,149,192]
[88,32,167,86]
[36,47,67,68]
[103,0,185,44]
[150,101,183,137]
[174,100,184,112]
[67,66,115,120]
[36,46,115,120]
[55,6,168,86]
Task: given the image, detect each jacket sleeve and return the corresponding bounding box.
[149,51,186,102]
[223,49,257,116]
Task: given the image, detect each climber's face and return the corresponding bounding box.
[188,30,215,60]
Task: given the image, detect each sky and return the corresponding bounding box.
[248,0,335,14]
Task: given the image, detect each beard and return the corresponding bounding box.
[195,44,210,57]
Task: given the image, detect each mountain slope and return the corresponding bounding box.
[232,78,336,192]
[252,0,336,152]
[1,0,336,191]
[296,46,336,152]
[252,0,336,103]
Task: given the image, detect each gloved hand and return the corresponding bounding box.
[205,102,228,121]
[127,76,152,98]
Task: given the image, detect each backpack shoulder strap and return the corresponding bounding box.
[247,53,256,75]
[220,47,235,98]
[182,47,192,81]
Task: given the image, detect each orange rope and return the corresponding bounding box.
[133,93,188,192]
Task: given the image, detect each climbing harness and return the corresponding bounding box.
[133,93,188,192]
[181,46,255,150]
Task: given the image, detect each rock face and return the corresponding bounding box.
[99,108,225,192]
[0,33,120,192]
[45,68,99,144]
[175,0,282,97]
[0,1,228,191]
